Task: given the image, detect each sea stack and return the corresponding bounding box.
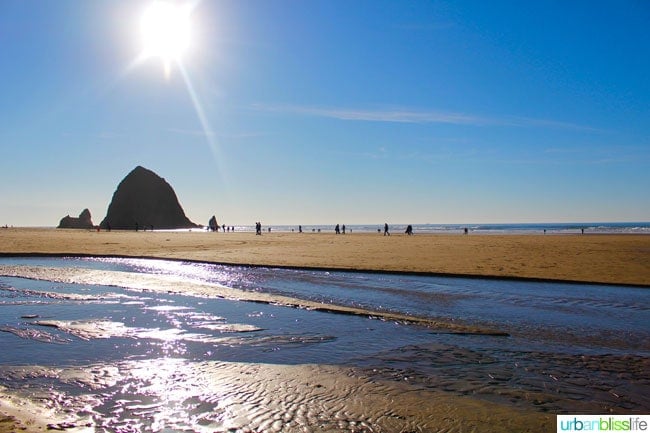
[58,208,94,229]
[100,166,199,230]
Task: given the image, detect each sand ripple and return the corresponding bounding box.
[358,343,650,414]
[0,359,552,432]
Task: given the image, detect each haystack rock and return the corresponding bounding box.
[58,208,94,229]
[100,166,199,230]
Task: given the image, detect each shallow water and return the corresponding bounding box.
[0,257,648,431]
[7,256,645,354]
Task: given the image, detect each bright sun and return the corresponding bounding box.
[140,1,192,70]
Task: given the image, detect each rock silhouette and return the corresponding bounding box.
[208,215,218,232]
[100,166,198,230]
[58,208,94,229]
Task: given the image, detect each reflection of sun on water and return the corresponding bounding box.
[127,358,230,432]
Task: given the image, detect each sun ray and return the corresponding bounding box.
[178,62,224,180]
[115,1,224,179]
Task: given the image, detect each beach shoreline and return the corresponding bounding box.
[1,228,648,432]
[1,227,648,286]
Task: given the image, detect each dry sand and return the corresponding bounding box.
[1,227,648,286]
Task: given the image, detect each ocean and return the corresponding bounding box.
[213,221,650,235]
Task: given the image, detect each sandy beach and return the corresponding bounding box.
[1,228,649,432]
[0,227,648,286]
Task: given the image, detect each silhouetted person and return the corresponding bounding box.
[464,227,468,235]
[342,224,346,234]
[384,223,390,236]
[405,225,413,235]
[299,225,302,233]
[256,222,262,235]
[335,224,340,234]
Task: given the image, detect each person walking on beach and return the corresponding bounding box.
[384,223,390,236]
[255,222,262,235]
[335,224,340,234]
[405,224,413,235]
[342,224,346,234]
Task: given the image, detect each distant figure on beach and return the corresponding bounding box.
[268,227,271,233]
[299,225,302,233]
[384,223,390,236]
[135,222,139,232]
[377,228,381,233]
[464,227,468,235]
[405,225,413,235]
[342,224,346,234]
[581,228,584,235]
[335,224,340,234]
[255,222,262,235]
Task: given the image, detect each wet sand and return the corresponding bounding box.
[1,227,649,286]
[0,360,554,433]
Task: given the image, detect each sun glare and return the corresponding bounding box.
[140,1,192,74]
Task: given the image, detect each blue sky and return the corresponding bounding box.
[1,0,648,226]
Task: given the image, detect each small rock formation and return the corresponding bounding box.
[58,209,94,229]
[208,215,218,231]
[100,166,199,230]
